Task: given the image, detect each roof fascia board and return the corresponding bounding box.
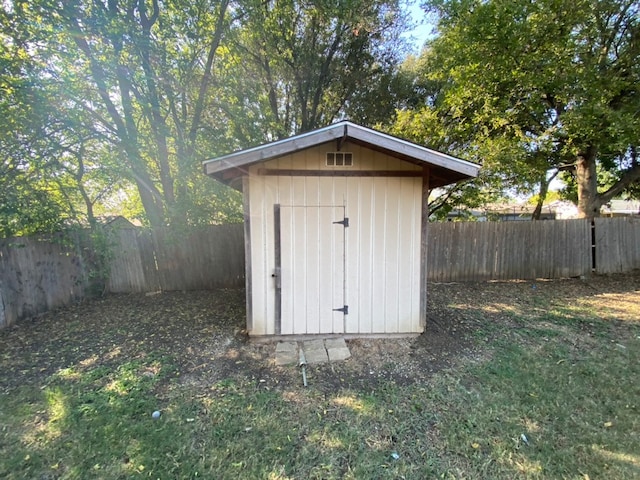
[343,122,479,177]
[204,120,480,179]
[204,127,342,175]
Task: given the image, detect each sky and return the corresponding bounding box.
[402,1,437,53]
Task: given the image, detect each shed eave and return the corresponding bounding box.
[343,122,480,178]
[203,121,480,181]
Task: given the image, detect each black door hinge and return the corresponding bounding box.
[333,217,349,228]
[333,305,349,315]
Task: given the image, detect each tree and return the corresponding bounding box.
[0,7,67,236]
[412,0,640,218]
[227,0,409,138]
[2,0,409,231]
[388,53,507,219]
[2,0,241,227]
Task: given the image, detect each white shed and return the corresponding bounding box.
[204,122,479,338]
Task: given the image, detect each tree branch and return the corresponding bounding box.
[599,160,640,204]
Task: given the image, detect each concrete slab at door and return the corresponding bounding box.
[278,206,345,335]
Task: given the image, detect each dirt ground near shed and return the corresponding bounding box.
[1,272,639,395]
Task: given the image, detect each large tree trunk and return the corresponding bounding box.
[532,170,558,220]
[575,146,601,219]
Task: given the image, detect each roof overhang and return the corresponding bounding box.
[203,121,480,189]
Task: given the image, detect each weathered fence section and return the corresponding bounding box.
[1,218,639,328]
[427,219,593,282]
[0,232,91,328]
[594,217,640,274]
[107,224,245,293]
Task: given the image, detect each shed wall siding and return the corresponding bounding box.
[246,145,423,336]
[259,142,423,171]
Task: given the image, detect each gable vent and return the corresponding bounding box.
[326,152,353,166]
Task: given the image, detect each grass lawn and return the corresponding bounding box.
[0,274,639,479]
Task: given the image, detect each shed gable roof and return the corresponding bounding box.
[203,121,480,188]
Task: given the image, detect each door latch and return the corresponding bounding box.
[333,217,349,228]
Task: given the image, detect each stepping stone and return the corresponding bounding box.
[325,338,351,362]
[302,339,329,364]
[275,341,298,366]
[304,339,326,351]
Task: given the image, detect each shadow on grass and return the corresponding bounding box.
[1,275,639,479]
[1,355,449,479]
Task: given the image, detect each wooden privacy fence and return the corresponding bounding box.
[0,224,245,328]
[1,218,639,328]
[0,231,92,328]
[594,217,640,274]
[107,224,245,293]
[426,217,640,282]
[427,219,592,282]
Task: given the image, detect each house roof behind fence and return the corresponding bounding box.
[203,121,480,189]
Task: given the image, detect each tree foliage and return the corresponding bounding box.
[221,0,409,141]
[0,0,410,234]
[397,0,640,218]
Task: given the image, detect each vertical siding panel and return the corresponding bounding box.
[306,178,321,334]
[345,177,361,333]
[384,177,401,333]
[278,206,291,334]
[278,176,293,334]
[413,178,423,328]
[397,177,420,332]
[242,179,253,329]
[330,178,346,334]
[371,178,387,333]
[248,176,266,335]
[357,178,374,334]
[263,176,278,334]
[295,205,311,333]
[318,178,335,333]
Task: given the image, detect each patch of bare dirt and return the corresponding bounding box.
[1,272,638,395]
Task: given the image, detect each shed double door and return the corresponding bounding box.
[275,205,346,335]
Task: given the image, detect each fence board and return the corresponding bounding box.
[0,232,90,328]
[105,229,147,292]
[426,219,592,282]
[595,217,640,274]
[106,224,245,293]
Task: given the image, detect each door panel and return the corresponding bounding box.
[278,205,345,335]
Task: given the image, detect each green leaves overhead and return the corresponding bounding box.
[1,0,409,233]
[399,0,640,217]
[228,0,408,138]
